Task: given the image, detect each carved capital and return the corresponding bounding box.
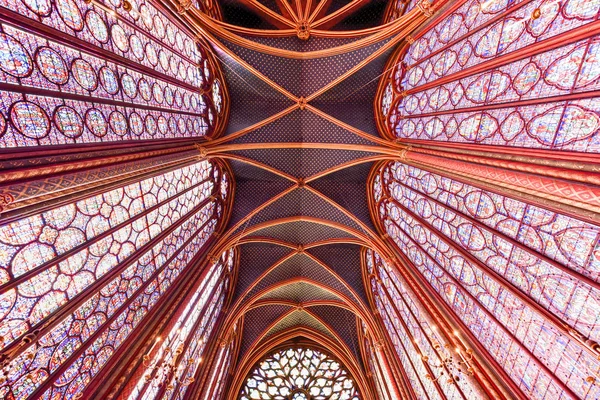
[417,0,434,17]
[398,145,412,160]
[405,35,415,44]
[176,0,193,14]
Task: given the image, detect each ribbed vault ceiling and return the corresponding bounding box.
[194,0,406,383]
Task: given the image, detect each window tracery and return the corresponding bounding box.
[365,249,479,400]
[0,159,231,400]
[0,0,226,147]
[128,248,235,400]
[380,0,600,151]
[239,347,360,400]
[373,160,600,399]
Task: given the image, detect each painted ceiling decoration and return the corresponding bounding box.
[0,0,599,399]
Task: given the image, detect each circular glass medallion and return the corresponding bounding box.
[138,78,151,101]
[144,114,157,135]
[145,43,158,66]
[158,50,169,72]
[174,90,182,108]
[153,15,165,39]
[72,58,97,90]
[111,24,129,53]
[175,32,184,53]
[121,73,137,98]
[109,111,127,136]
[21,0,52,16]
[0,33,33,77]
[36,47,68,85]
[10,101,50,138]
[129,112,143,135]
[177,117,185,134]
[166,24,175,45]
[140,4,153,30]
[157,115,167,135]
[168,116,177,135]
[130,35,144,61]
[99,66,119,95]
[152,83,164,103]
[85,109,107,137]
[164,86,173,106]
[86,11,108,43]
[57,0,84,31]
[54,106,83,138]
[169,56,177,75]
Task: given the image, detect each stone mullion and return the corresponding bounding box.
[0,153,200,223]
[405,19,600,95]
[0,8,201,93]
[152,271,227,400]
[389,196,600,359]
[0,83,207,118]
[364,239,416,400]
[403,154,600,225]
[27,203,219,398]
[0,174,211,296]
[378,264,478,399]
[406,0,537,68]
[378,294,437,400]
[377,271,459,400]
[385,214,577,399]
[0,192,215,367]
[376,177,521,400]
[87,234,220,400]
[187,313,230,400]
[392,176,600,292]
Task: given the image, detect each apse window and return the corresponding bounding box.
[239,347,360,400]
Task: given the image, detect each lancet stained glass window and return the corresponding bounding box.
[0,0,225,147]
[0,159,230,399]
[373,160,600,399]
[366,249,480,400]
[239,347,360,400]
[380,0,600,152]
[127,248,235,400]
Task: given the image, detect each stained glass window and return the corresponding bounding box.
[0,0,226,147]
[374,160,600,399]
[380,0,600,152]
[127,248,235,400]
[239,347,361,400]
[366,249,480,400]
[360,322,395,400]
[0,159,230,400]
[202,335,235,400]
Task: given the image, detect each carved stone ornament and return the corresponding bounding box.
[176,0,193,14]
[296,21,311,40]
[417,0,434,17]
